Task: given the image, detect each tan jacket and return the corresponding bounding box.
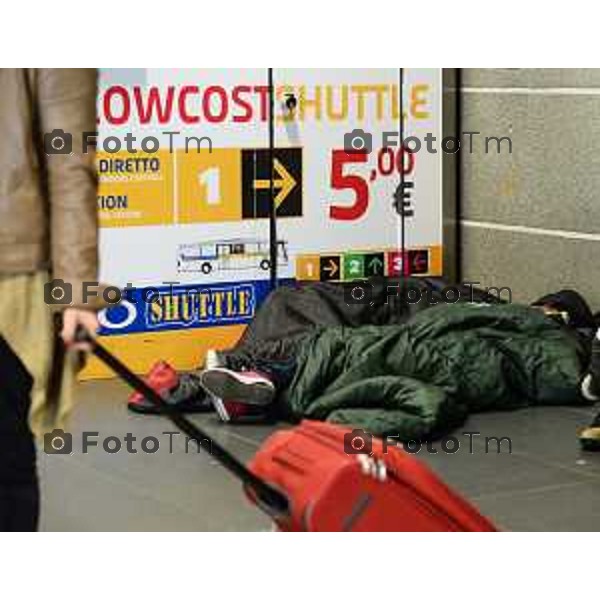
[0,68,99,305]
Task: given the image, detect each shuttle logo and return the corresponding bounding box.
[98,299,138,332]
[146,284,254,328]
[98,282,261,335]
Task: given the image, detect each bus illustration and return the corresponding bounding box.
[177,238,289,275]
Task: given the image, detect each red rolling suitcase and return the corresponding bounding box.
[81,331,497,532]
[248,420,497,531]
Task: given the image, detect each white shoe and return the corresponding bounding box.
[203,350,230,420]
[205,349,222,370]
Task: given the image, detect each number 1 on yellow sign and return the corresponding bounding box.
[177,148,242,223]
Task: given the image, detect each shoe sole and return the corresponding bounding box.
[199,370,274,406]
[127,397,212,415]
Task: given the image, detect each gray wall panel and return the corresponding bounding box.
[462,69,600,89]
[460,68,600,311]
[462,92,600,233]
[462,225,600,307]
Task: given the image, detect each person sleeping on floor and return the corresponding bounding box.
[128,278,600,448]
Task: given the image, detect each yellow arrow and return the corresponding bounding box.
[323,258,339,277]
[253,159,297,208]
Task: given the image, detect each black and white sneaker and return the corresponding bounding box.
[199,367,275,423]
[579,329,600,451]
[581,329,600,402]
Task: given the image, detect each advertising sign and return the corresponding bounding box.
[85,68,444,376]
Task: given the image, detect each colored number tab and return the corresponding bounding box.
[364,252,385,277]
[343,253,365,280]
[177,148,242,223]
[408,249,430,274]
[386,251,404,276]
[296,255,321,281]
[319,256,341,281]
[242,148,303,219]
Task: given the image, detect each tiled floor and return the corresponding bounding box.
[38,380,600,531]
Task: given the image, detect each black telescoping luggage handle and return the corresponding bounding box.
[75,327,290,517]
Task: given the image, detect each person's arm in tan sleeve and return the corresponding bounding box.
[34,68,101,345]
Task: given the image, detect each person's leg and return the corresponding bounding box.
[0,482,40,532]
[127,360,213,415]
[199,354,299,422]
[200,369,275,404]
[130,307,308,420]
[0,273,59,530]
[0,361,39,531]
[0,424,38,531]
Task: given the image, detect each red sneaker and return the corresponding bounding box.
[127,361,179,414]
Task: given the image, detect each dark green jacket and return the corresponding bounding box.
[283,303,588,439]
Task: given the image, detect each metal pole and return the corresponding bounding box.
[399,67,406,277]
[268,68,278,289]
